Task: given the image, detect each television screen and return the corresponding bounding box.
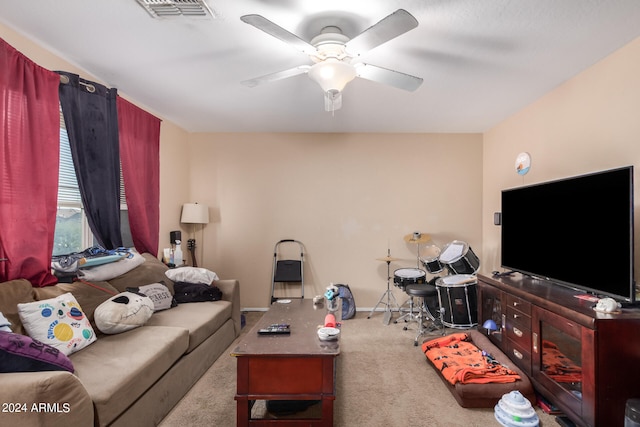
[501,166,634,302]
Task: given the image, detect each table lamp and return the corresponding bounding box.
[482,319,498,336]
[180,203,209,267]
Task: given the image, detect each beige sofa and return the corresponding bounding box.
[0,253,241,427]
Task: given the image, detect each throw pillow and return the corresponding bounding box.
[0,312,11,332]
[126,282,177,311]
[94,292,154,334]
[0,331,74,373]
[165,267,219,285]
[18,293,97,356]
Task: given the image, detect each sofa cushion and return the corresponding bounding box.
[70,325,189,426]
[0,330,74,373]
[0,279,35,335]
[144,300,232,352]
[108,253,175,294]
[94,292,154,334]
[18,292,97,356]
[33,280,119,330]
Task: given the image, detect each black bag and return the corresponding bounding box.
[173,281,222,303]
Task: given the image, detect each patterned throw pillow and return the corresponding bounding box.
[127,282,177,311]
[0,331,74,373]
[18,293,96,356]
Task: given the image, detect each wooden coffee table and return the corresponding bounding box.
[231,299,340,426]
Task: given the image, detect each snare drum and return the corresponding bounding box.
[393,268,426,290]
[435,274,478,328]
[419,245,444,274]
[439,240,480,275]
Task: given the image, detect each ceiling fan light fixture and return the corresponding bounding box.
[308,59,356,93]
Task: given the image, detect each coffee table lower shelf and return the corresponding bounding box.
[234,355,337,426]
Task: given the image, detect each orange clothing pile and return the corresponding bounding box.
[541,340,582,383]
[422,332,520,385]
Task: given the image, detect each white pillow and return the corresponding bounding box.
[94,292,154,335]
[1,311,12,332]
[18,293,96,356]
[77,250,145,281]
[165,267,219,284]
[127,283,176,311]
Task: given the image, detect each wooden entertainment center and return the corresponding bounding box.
[477,273,640,427]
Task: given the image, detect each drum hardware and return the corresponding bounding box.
[392,267,427,324]
[367,249,401,325]
[400,283,445,345]
[403,232,431,268]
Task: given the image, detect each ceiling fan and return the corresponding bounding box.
[240,9,423,111]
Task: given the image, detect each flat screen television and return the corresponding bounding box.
[501,166,635,302]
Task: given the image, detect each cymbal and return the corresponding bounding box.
[376,255,400,262]
[403,233,431,244]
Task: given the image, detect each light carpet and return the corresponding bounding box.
[159,311,556,426]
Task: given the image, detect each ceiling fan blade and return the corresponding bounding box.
[355,63,423,91]
[241,66,310,88]
[345,9,418,56]
[240,14,316,55]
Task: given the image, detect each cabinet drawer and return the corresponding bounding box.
[506,306,531,330]
[506,339,531,375]
[506,320,531,349]
[506,294,531,316]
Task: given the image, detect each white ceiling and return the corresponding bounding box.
[2,0,640,133]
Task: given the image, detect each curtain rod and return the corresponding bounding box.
[59,74,96,93]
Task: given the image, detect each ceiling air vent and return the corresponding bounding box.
[136,0,216,18]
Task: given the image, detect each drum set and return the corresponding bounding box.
[370,233,480,333]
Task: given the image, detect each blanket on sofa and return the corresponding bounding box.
[422,332,521,385]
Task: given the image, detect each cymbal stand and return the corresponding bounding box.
[368,251,400,325]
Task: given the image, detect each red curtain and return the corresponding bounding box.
[0,38,61,286]
[117,96,161,256]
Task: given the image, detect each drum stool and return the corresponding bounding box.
[402,283,444,346]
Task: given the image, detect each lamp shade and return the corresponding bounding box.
[482,319,498,331]
[308,59,356,93]
[180,203,209,224]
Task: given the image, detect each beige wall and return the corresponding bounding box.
[189,133,483,308]
[482,36,640,281]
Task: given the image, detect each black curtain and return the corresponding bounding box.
[58,71,122,249]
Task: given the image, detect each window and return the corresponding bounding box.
[53,110,133,256]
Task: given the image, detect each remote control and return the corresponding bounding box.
[257,324,291,335]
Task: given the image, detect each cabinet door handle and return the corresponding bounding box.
[513,301,520,307]
[513,314,520,320]
[513,326,523,337]
[533,332,538,353]
[512,349,523,360]
[501,314,506,331]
